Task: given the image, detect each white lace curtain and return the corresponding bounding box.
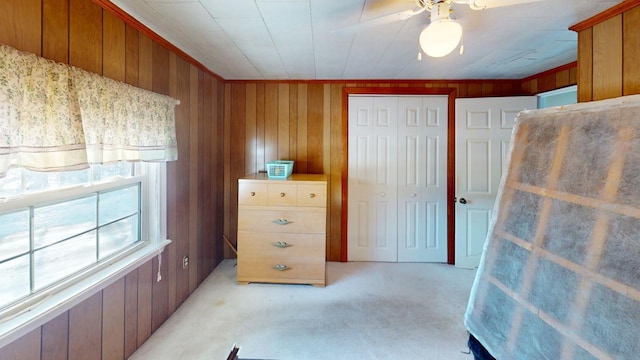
[0,44,179,178]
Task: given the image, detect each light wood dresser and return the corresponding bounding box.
[237,173,328,287]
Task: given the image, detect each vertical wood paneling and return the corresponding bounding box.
[69,0,102,74]
[138,34,153,91]
[188,65,200,294]
[69,293,102,360]
[592,15,623,100]
[42,312,68,360]
[569,67,577,85]
[167,53,178,315]
[43,0,69,63]
[0,328,40,360]
[41,313,68,360]
[329,83,343,261]
[102,279,125,360]
[297,84,308,174]
[322,84,331,197]
[124,269,138,358]
[245,84,257,174]
[152,41,170,332]
[256,84,266,171]
[555,69,570,88]
[102,11,126,82]
[223,84,232,258]
[175,56,192,308]
[264,84,278,163]
[0,0,41,55]
[152,41,170,94]
[125,24,139,86]
[624,6,640,95]
[137,260,152,346]
[214,79,225,265]
[198,73,212,283]
[289,84,298,165]
[307,84,324,174]
[578,28,593,102]
[467,83,482,97]
[228,83,245,249]
[278,84,290,159]
[481,83,494,96]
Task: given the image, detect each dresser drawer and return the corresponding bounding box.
[237,256,325,284]
[238,208,326,233]
[267,183,297,206]
[238,232,325,258]
[238,182,268,206]
[296,184,326,207]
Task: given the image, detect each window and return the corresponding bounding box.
[0,162,167,324]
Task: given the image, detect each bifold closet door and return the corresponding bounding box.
[348,96,398,262]
[397,96,448,262]
[348,96,448,262]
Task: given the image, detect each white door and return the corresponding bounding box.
[397,97,448,262]
[455,96,537,268]
[348,96,398,261]
[348,95,448,262]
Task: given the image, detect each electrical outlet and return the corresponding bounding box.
[182,256,189,269]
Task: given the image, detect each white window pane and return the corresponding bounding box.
[25,168,89,193]
[92,162,134,182]
[34,231,97,290]
[0,254,30,308]
[99,216,138,259]
[0,168,23,198]
[0,209,30,261]
[34,195,97,249]
[99,185,139,225]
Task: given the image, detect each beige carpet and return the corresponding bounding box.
[130,260,477,360]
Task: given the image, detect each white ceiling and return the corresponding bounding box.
[111,0,623,80]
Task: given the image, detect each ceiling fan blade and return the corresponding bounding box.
[333,7,426,34]
[464,0,544,10]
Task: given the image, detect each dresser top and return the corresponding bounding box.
[239,173,327,183]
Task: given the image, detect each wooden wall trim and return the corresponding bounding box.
[92,0,224,82]
[341,87,457,264]
[570,0,640,32]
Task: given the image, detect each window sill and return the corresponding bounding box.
[0,239,171,349]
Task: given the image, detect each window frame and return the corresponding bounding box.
[0,162,169,349]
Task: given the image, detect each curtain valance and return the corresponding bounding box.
[0,44,179,178]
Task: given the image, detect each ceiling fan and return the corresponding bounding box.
[340,0,544,58]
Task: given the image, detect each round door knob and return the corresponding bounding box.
[309,193,316,198]
[250,192,256,197]
[380,192,386,197]
[459,197,467,204]
[410,193,417,198]
[280,192,285,197]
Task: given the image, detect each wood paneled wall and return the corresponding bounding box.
[223,80,530,262]
[520,62,577,95]
[571,0,640,101]
[0,0,225,359]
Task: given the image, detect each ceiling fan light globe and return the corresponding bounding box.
[419,20,463,58]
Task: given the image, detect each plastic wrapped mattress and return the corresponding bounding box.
[465,95,640,360]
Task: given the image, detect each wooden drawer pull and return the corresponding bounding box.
[280,192,286,197]
[273,241,291,248]
[272,264,289,271]
[309,193,316,198]
[272,219,291,225]
[250,191,256,196]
